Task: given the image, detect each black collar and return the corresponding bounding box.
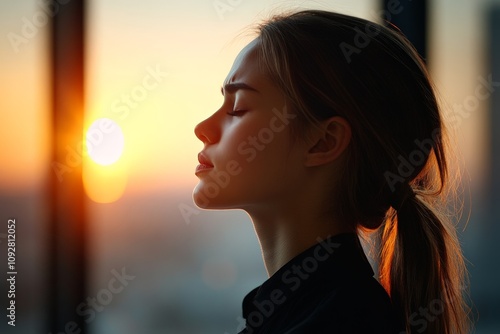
[241,233,375,332]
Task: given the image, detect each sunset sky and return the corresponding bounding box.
[0,0,495,202]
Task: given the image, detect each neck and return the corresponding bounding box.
[247,204,353,277]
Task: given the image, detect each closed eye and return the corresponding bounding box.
[227,109,247,117]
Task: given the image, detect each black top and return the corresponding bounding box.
[238,233,403,333]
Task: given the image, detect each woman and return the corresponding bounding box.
[193,10,470,334]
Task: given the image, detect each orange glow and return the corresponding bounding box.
[83,116,128,202]
[83,156,128,203]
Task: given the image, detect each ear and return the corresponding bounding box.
[304,116,351,167]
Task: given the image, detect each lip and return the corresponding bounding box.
[195,164,213,175]
[196,152,214,175]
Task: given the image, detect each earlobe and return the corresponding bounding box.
[304,116,351,167]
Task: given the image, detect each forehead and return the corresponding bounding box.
[223,39,261,86]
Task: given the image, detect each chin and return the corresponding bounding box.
[193,183,228,209]
[194,187,250,211]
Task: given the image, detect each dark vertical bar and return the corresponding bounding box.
[489,8,500,222]
[381,0,428,60]
[49,0,87,333]
[487,5,500,288]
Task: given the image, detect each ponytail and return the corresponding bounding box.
[380,184,470,333]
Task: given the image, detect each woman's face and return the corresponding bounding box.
[193,39,307,211]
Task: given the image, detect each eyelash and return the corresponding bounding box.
[227,109,247,117]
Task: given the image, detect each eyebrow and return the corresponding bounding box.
[221,82,260,96]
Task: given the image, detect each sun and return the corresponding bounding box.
[86,118,125,165]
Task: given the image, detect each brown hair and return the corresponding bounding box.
[254,10,470,333]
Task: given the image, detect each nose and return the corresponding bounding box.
[194,113,219,144]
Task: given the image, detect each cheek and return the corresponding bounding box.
[226,119,290,171]
[228,126,297,192]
